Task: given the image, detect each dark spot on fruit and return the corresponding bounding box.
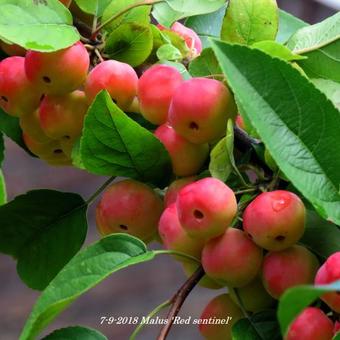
[189,121,199,130]
[63,135,71,140]
[40,94,45,102]
[247,233,253,240]
[119,224,128,231]
[275,235,285,241]
[1,96,8,102]
[53,149,63,154]
[193,209,204,219]
[42,76,51,83]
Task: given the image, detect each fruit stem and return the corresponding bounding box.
[233,288,250,318]
[86,176,116,205]
[157,265,205,340]
[154,250,201,265]
[91,0,165,39]
[234,187,257,195]
[129,299,172,340]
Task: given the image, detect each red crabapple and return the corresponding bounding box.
[137,64,183,125]
[164,177,196,207]
[155,124,209,177]
[243,190,306,251]
[285,307,334,340]
[168,78,236,144]
[262,245,319,299]
[25,42,89,95]
[96,179,163,242]
[0,57,41,116]
[85,60,138,110]
[202,228,263,287]
[176,177,237,240]
[199,294,243,340]
[314,252,340,313]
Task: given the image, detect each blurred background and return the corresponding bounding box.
[0,0,338,339]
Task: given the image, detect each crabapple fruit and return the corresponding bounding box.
[262,245,319,299]
[96,179,163,242]
[164,177,196,207]
[243,190,306,251]
[228,277,275,312]
[176,177,237,240]
[202,228,263,287]
[85,60,138,110]
[314,252,340,312]
[19,110,50,143]
[168,78,236,144]
[25,42,89,95]
[199,294,243,340]
[138,64,183,124]
[285,307,334,340]
[0,56,41,116]
[155,124,209,177]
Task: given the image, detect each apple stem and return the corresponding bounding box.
[86,176,116,205]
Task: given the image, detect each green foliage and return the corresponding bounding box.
[278,281,340,336]
[156,43,182,61]
[80,91,172,187]
[157,60,191,80]
[211,40,340,225]
[105,23,153,67]
[189,48,222,77]
[287,12,340,82]
[20,234,154,340]
[74,0,112,16]
[43,326,108,340]
[0,170,7,206]
[0,190,87,290]
[221,0,279,45]
[0,0,79,51]
[312,78,340,110]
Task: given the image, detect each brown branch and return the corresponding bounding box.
[157,265,205,340]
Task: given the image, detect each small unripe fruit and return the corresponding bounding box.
[202,228,263,287]
[20,110,50,143]
[228,277,275,312]
[314,252,340,312]
[96,179,163,242]
[0,56,41,116]
[138,65,183,125]
[243,190,306,251]
[199,294,243,340]
[155,124,209,177]
[176,177,237,240]
[85,60,138,110]
[262,245,319,299]
[25,42,89,95]
[168,78,235,144]
[285,307,334,340]
[164,177,196,207]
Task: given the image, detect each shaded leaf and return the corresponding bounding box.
[189,47,222,77]
[43,326,107,340]
[311,78,340,110]
[74,0,112,17]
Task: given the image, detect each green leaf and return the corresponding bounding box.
[43,326,108,340]
[189,47,222,77]
[0,169,7,205]
[71,138,85,170]
[209,120,234,182]
[311,78,340,110]
[105,23,153,67]
[278,281,340,336]
[0,0,80,52]
[20,234,154,340]
[300,210,340,260]
[252,41,306,61]
[287,12,340,82]
[334,334,340,340]
[232,311,281,340]
[221,0,279,45]
[80,91,172,187]
[0,132,4,166]
[74,0,112,16]
[211,40,340,225]
[276,10,308,44]
[0,190,87,290]
[157,60,191,80]
[156,44,182,61]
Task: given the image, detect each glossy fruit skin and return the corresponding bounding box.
[138,65,183,125]
[228,277,275,312]
[85,60,138,110]
[0,57,41,116]
[158,203,204,259]
[168,78,235,144]
[176,177,237,240]
[164,177,196,207]
[155,124,209,177]
[262,245,319,299]
[39,90,88,143]
[0,41,26,56]
[202,228,263,287]
[314,252,340,312]
[199,294,243,340]
[243,190,306,251]
[96,179,163,242]
[285,307,334,340]
[25,42,89,95]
